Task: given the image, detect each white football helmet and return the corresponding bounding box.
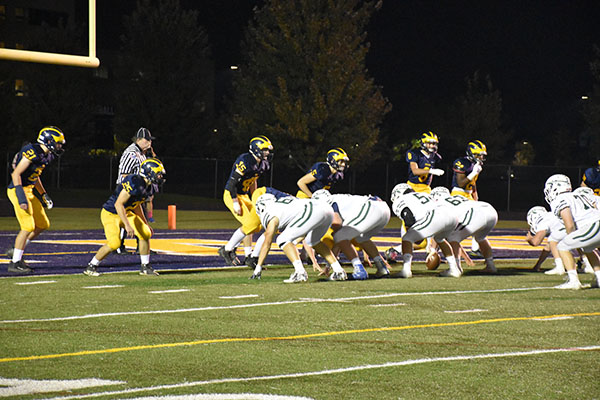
[255,193,276,217]
[430,186,451,201]
[543,174,571,204]
[526,206,547,234]
[312,189,333,204]
[390,183,413,204]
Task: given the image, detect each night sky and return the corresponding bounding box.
[96,0,600,143]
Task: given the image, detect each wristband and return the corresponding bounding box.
[466,171,478,181]
[15,185,27,205]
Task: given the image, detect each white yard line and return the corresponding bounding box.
[41,346,600,400]
[149,289,191,294]
[14,281,56,286]
[0,286,553,325]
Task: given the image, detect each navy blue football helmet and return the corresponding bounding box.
[37,126,66,156]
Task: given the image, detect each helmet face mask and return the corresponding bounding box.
[37,126,66,156]
[420,131,439,154]
[543,174,571,204]
[249,135,273,161]
[390,183,414,204]
[326,148,349,172]
[466,140,487,163]
[140,158,166,186]
[526,206,547,234]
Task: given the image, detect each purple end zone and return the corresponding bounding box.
[0,228,535,277]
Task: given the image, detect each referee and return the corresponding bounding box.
[115,127,155,254]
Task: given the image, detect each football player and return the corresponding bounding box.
[430,186,498,275]
[219,136,273,266]
[390,183,461,278]
[6,126,65,274]
[296,147,350,269]
[405,131,444,193]
[312,189,392,279]
[251,193,349,282]
[580,160,600,196]
[543,174,600,289]
[451,140,487,258]
[84,158,166,277]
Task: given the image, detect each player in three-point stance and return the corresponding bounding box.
[6,126,66,274]
[84,158,166,277]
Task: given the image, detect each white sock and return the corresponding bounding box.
[402,253,413,271]
[471,238,479,252]
[225,228,246,251]
[90,257,100,266]
[446,255,459,271]
[330,260,344,273]
[581,255,592,270]
[244,246,252,257]
[567,269,580,283]
[140,254,150,265]
[251,234,266,257]
[253,264,262,275]
[594,270,600,282]
[12,248,24,263]
[553,258,564,270]
[292,259,306,274]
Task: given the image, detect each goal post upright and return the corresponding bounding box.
[0,0,100,68]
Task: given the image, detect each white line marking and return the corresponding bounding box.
[83,285,125,289]
[0,286,555,325]
[369,303,407,307]
[149,289,190,294]
[0,377,124,397]
[444,309,488,314]
[219,295,259,299]
[41,346,600,400]
[534,316,574,321]
[126,394,315,400]
[14,281,56,286]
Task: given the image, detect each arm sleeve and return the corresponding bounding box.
[400,207,416,228]
[224,169,243,197]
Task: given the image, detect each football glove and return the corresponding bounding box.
[42,193,53,209]
[428,168,445,176]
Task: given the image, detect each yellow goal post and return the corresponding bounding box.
[0,0,100,68]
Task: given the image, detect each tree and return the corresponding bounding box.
[227,0,390,170]
[450,71,510,162]
[114,0,213,156]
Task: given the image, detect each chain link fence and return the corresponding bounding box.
[3,152,588,214]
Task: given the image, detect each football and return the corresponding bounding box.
[425,251,441,270]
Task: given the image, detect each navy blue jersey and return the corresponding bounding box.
[582,167,600,195]
[451,156,479,191]
[405,149,442,186]
[305,162,344,192]
[225,153,270,196]
[103,175,153,214]
[8,143,55,188]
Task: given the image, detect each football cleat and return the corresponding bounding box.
[440,268,461,278]
[467,249,484,259]
[83,264,100,277]
[283,271,308,283]
[218,246,240,266]
[329,271,348,281]
[373,258,390,278]
[8,260,32,274]
[140,264,159,276]
[481,264,497,274]
[555,278,583,290]
[397,269,413,279]
[352,266,368,280]
[244,256,259,270]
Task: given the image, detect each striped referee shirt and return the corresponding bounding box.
[116,143,147,184]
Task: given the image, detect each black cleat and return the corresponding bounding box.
[245,256,259,269]
[140,264,159,276]
[8,260,32,274]
[218,246,240,266]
